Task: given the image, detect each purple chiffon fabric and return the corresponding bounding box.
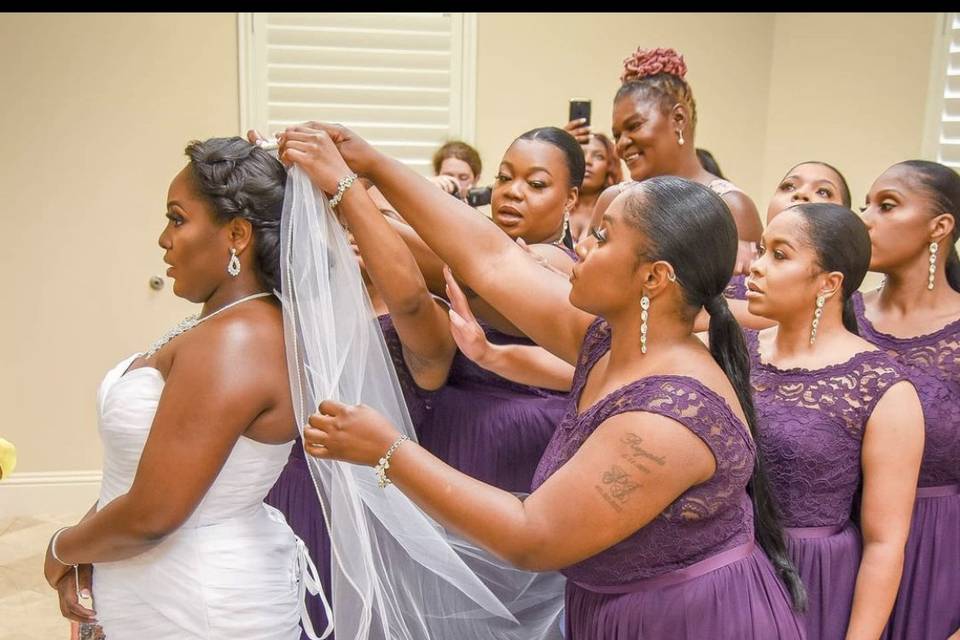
[415,318,568,492]
[853,292,960,640]
[532,318,804,639]
[745,328,908,640]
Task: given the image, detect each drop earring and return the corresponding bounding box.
[227,248,241,277]
[809,294,825,345]
[928,241,938,290]
[676,129,685,146]
[640,293,650,354]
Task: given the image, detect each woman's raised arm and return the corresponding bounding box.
[280,123,595,365]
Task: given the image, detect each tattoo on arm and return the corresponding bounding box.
[593,464,640,513]
[620,433,666,474]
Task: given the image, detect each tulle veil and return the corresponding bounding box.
[278,165,567,639]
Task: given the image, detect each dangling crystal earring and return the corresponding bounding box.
[677,129,685,146]
[640,293,650,354]
[928,241,938,290]
[227,248,241,277]
[809,294,825,345]
[556,209,571,248]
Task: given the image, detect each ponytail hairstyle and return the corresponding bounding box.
[616,47,697,138]
[622,177,807,611]
[787,203,872,335]
[186,137,287,294]
[895,160,960,293]
[514,126,586,250]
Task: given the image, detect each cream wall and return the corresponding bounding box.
[0,13,945,510]
[474,13,777,201]
[0,13,239,489]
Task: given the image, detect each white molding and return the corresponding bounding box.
[0,471,101,515]
[237,12,252,136]
[921,13,952,161]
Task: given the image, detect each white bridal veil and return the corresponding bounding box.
[278,165,567,640]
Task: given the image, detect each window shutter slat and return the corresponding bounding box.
[245,12,471,176]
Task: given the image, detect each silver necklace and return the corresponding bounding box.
[144,292,274,358]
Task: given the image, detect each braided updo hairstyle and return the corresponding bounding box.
[616,47,698,135]
[185,137,287,293]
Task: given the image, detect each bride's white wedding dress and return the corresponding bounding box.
[91,353,322,639]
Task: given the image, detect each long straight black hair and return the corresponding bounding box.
[622,177,807,611]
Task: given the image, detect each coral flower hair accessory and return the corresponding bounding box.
[621,47,688,83]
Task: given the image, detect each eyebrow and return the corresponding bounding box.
[866,188,904,202]
[763,235,795,250]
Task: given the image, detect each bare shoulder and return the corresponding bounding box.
[170,302,287,386]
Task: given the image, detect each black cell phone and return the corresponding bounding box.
[569,99,591,127]
[466,186,492,207]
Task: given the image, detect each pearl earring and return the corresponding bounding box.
[227,248,241,277]
[677,130,685,146]
[810,294,825,345]
[928,241,938,291]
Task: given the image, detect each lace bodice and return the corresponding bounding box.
[745,329,908,526]
[531,319,755,586]
[853,292,960,486]
[724,274,748,300]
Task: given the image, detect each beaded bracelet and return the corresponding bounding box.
[329,174,358,208]
[374,435,410,489]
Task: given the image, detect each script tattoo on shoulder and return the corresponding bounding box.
[593,464,640,513]
[620,432,666,474]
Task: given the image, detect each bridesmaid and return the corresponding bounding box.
[855,160,960,640]
[723,161,852,301]
[567,47,764,275]
[292,123,807,638]
[743,202,925,639]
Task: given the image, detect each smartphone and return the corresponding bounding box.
[569,99,591,127]
[466,186,492,208]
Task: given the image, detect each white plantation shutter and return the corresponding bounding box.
[932,13,960,168]
[239,13,477,176]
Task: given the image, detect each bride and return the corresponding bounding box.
[43,137,325,639]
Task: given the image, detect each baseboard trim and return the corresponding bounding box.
[0,471,102,515]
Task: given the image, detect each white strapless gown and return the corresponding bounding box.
[92,354,325,639]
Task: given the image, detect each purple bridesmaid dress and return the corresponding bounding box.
[853,292,960,640]
[532,319,805,639]
[744,328,909,640]
[416,318,569,492]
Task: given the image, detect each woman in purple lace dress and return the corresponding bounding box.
[717,161,852,304]
[290,121,809,639]
[855,160,960,640]
[743,202,925,640]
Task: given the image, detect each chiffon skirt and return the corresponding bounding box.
[882,489,960,640]
[785,521,861,640]
[93,504,304,640]
[415,382,566,493]
[564,545,806,639]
